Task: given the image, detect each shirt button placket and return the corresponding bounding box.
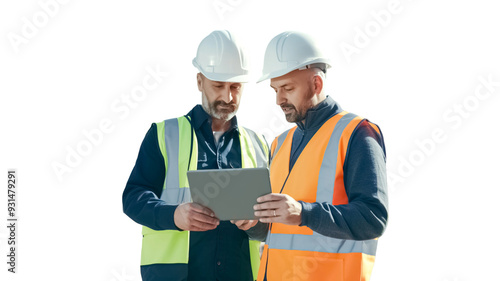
[217,138,223,168]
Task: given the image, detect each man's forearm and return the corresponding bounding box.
[300,200,387,240]
[123,185,179,231]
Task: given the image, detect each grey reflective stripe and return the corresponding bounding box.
[264,229,272,245]
[272,129,291,159]
[316,113,358,203]
[267,113,378,256]
[268,233,377,256]
[243,128,268,168]
[160,118,190,205]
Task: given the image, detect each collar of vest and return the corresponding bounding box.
[296,95,343,132]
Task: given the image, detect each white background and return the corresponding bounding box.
[1,0,499,280]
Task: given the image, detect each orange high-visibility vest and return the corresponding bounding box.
[257,111,382,281]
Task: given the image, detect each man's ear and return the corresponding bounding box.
[197,73,203,92]
[313,74,324,95]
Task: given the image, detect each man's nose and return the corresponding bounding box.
[221,86,233,103]
[276,89,285,105]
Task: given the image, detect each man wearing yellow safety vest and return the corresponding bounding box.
[253,32,388,281]
[123,30,269,281]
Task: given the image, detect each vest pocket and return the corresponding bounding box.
[141,229,190,265]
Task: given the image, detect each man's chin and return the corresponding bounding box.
[214,110,237,121]
[285,113,306,123]
[284,112,298,123]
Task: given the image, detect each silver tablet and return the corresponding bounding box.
[187,167,272,220]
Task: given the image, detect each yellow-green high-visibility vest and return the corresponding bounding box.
[140,116,269,280]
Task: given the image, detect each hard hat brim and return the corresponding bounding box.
[193,59,250,83]
[201,71,251,83]
[257,58,332,83]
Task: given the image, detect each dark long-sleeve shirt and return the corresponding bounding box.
[123,105,267,281]
[289,96,388,240]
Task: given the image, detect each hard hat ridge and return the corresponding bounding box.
[258,31,332,83]
[193,30,250,83]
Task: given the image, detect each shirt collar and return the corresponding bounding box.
[296,96,343,131]
[190,104,239,133]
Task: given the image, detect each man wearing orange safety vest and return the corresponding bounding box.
[253,31,388,281]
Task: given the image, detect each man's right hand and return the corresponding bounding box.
[174,202,220,231]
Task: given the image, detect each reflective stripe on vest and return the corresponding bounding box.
[242,127,270,168]
[258,112,381,281]
[141,116,268,280]
[270,128,290,161]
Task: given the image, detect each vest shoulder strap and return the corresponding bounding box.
[270,127,296,161]
[241,127,270,162]
[156,116,197,192]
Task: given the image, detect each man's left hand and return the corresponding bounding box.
[253,193,302,225]
[230,220,258,230]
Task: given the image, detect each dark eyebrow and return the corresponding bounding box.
[270,83,289,90]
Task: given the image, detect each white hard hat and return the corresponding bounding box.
[193,30,250,83]
[258,31,332,83]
